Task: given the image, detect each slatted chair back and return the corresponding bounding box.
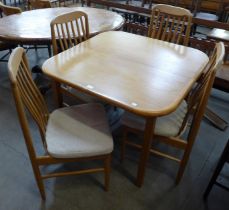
[148,4,192,46]
[8,47,49,143]
[0,2,22,16]
[177,42,225,136]
[51,11,89,55]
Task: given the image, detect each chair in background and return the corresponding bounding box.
[51,11,101,106]
[0,2,21,62]
[51,11,89,56]
[203,138,229,199]
[120,42,225,184]
[0,1,21,15]
[193,0,223,21]
[8,47,113,200]
[51,11,122,126]
[28,0,52,10]
[148,4,193,46]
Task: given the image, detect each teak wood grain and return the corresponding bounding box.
[42,31,209,117]
[0,7,124,44]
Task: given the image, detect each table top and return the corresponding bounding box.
[0,7,124,44]
[42,31,209,117]
[207,28,229,42]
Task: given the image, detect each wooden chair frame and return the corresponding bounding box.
[189,37,229,130]
[28,0,52,10]
[51,11,89,56]
[121,42,225,184]
[51,11,90,105]
[148,4,193,46]
[0,2,22,16]
[0,2,21,62]
[8,47,111,200]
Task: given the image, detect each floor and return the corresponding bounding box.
[0,43,229,210]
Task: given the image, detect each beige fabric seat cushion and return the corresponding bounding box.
[121,100,188,137]
[46,103,113,158]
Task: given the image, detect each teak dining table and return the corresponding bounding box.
[0,7,124,45]
[207,28,229,42]
[42,31,209,187]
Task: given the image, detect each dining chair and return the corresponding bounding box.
[148,4,193,46]
[189,37,229,131]
[51,11,89,56]
[8,47,113,200]
[0,2,22,16]
[28,0,52,10]
[120,42,225,184]
[0,2,21,62]
[193,0,224,22]
[50,11,100,105]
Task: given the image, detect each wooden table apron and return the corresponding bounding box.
[0,7,124,45]
[42,31,209,186]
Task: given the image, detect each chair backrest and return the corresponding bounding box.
[8,47,49,143]
[0,2,22,16]
[148,4,192,46]
[178,42,225,135]
[51,11,89,55]
[28,0,52,10]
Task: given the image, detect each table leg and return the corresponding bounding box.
[136,117,156,187]
[52,81,63,108]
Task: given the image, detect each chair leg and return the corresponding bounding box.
[120,128,128,162]
[104,154,111,191]
[34,45,38,52]
[175,145,192,184]
[203,139,229,200]
[52,81,63,108]
[30,162,46,200]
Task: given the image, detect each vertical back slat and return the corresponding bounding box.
[75,19,82,43]
[65,22,73,48]
[80,16,87,40]
[70,20,78,45]
[56,24,64,53]
[60,23,68,50]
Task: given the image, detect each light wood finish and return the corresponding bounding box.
[0,2,21,16]
[148,4,192,46]
[51,10,91,105]
[121,42,225,184]
[8,47,112,200]
[189,37,229,130]
[28,0,52,10]
[42,31,209,186]
[51,11,89,55]
[0,7,124,44]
